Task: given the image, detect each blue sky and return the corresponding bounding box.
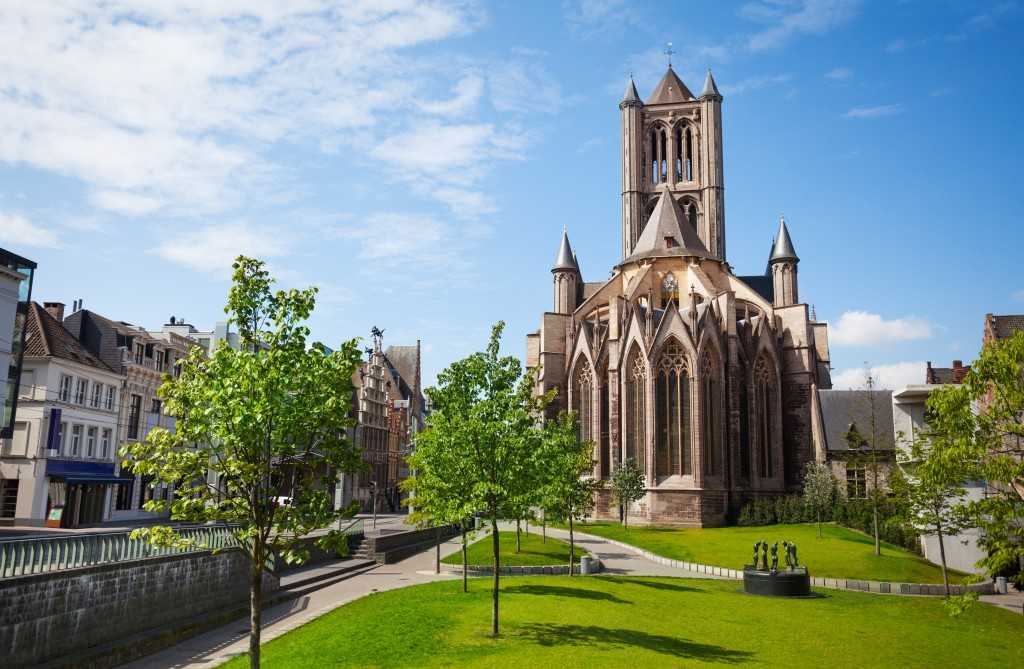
[1,1,1022,388]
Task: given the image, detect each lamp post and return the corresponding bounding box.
[370,480,378,530]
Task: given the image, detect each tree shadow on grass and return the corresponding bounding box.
[601,576,704,594]
[514,623,754,663]
[503,584,631,604]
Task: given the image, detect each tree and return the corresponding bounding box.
[890,452,971,597]
[611,458,645,529]
[120,257,363,669]
[539,411,596,575]
[402,394,479,593]
[405,322,549,636]
[844,371,889,556]
[802,461,835,538]
[924,331,1024,580]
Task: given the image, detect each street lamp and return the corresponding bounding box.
[370,480,378,530]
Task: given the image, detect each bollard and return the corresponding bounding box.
[580,556,592,575]
[995,576,1008,594]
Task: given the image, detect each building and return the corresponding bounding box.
[63,306,192,521]
[817,389,896,498]
[160,316,240,354]
[925,360,970,385]
[0,303,125,526]
[0,248,36,441]
[526,65,832,526]
[341,331,424,513]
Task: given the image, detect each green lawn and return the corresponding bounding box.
[223,576,1022,668]
[568,521,965,583]
[442,531,591,567]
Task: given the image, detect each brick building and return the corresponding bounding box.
[526,65,832,526]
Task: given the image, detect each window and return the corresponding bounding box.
[101,428,111,459]
[701,353,719,477]
[59,375,72,402]
[847,466,867,499]
[91,383,103,408]
[59,421,67,453]
[74,378,88,405]
[106,386,116,411]
[655,340,691,478]
[155,350,165,371]
[70,424,82,456]
[134,343,144,364]
[625,347,646,476]
[738,360,751,480]
[116,477,135,510]
[572,364,593,445]
[0,479,19,519]
[86,426,97,457]
[754,357,775,478]
[127,394,142,440]
[150,398,162,414]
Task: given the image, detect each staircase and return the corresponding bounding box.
[350,535,375,561]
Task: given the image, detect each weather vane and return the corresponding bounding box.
[664,42,675,66]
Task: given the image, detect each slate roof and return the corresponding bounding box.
[22,302,115,372]
[818,389,895,452]
[621,77,641,105]
[552,228,580,272]
[647,66,694,104]
[700,69,721,98]
[768,216,799,264]
[738,275,774,303]
[622,191,711,264]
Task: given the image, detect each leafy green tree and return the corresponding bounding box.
[405,322,549,636]
[843,373,888,556]
[120,257,363,669]
[540,411,596,575]
[802,461,836,538]
[611,458,645,529]
[924,331,1024,580]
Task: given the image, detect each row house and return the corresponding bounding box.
[0,303,124,526]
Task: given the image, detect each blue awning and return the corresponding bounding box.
[61,474,130,485]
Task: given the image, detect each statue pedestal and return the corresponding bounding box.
[742,566,811,597]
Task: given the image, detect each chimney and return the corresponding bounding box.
[44,302,65,322]
[952,360,963,369]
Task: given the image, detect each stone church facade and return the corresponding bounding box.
[526,66,833,527]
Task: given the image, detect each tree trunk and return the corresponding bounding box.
[872,497,880,556]
[817,509,822,539]
[515,519,521,553]
[461,524,468,593]
[490,515,500,637]
[249,549,262,669]
[936,523,950,597]
[624,503,629,530]
[568,512,575,577]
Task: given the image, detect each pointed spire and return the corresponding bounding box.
[624,190,710,263]
[700,68,721,99]
[552,226,580,273]
[647,65,694,104]
[768,215,799,264]
[620,76,641,107]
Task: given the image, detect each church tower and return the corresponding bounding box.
[619,66,726,261]
[768,216,799,307]
[552,228,581,314]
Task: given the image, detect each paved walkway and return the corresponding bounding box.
[980,587,1024,615]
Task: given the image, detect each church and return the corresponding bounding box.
[526,65,833,527]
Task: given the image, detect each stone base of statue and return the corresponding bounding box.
[743,565,811,597]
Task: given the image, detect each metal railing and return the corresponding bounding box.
[0,525,239,579]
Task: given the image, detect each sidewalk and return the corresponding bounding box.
[980,587,1024,615]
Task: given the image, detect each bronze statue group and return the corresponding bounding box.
[752,540,800,572]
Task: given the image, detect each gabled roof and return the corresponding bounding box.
[647,66,694,105]
[552,228,580,272]
[22,302,115,372]
[818,389,895,452]
[622,191,711,263]
[768,216,799,264]
[621,77,641,105]
[700,69,721,98]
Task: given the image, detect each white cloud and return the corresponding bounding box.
[371,122,525,175]
[829,310,933,346]
[416,75,485,117]
[825,67,852,80]
[565,0,638,37]
[720,73,793,95]
[89,190,164,217]
[843,104,904,119]
[0,213,61,248]
[489,59,568,115]
[152,222,289,274]
[947,1,1019,42]
[744,0,861,52]
[832,361,926,390]
[333,213,445,261]
[432,187,498,218]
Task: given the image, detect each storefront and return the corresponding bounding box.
[44,459,125,528]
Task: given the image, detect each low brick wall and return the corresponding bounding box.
[367,525,460,564]
[0,548,278,668]
[575,532,995,597]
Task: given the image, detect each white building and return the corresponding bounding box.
[161,317,239,355]
[892,384,987,574]
[0,302,125,526]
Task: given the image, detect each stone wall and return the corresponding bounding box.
[0,548,278,668]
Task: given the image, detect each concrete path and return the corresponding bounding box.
[980,587,1024,615]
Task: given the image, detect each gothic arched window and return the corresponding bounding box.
[661,273,679,310]
[659,129,668,183]
[655,341,691,479]
[573,363,594,445]
[625,346,646,475]
[738,358,751,480]
[754,356,775,479]
[674,126,684,181]
[701,351,719,477]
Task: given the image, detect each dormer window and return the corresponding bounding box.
[664,235,678,249]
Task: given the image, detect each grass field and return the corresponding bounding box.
[567,521,964,583]
[441,531,591,567]
[222,576,1021,668]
